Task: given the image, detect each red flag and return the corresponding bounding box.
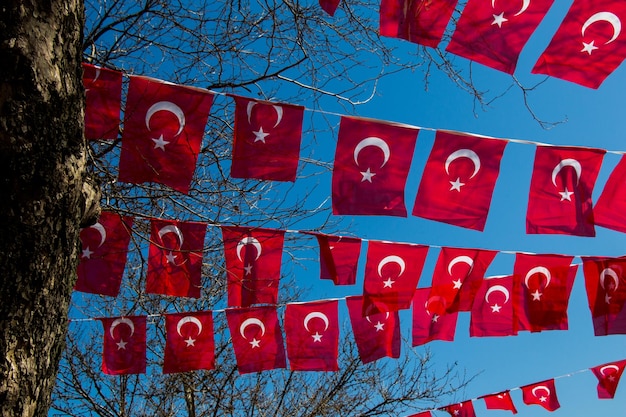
[284,300,339,371]
[75,211,133,297]
[332,116,419,217]
[100,316,146,375]
[470,275,516,337]
[230,95,304,182]
[594,155,626,233]
[532,0,626,88]
[146,219,206,298]
[226,306,286,374]
[513,253,577,332]
[526,145,605,236]
[521,379,561,411]
[446,0,554,74]
[481,390,518,414]
[346,296,401,364]
[582,256,626,336]
[163,311,215,374]
[309,232,361,285]
[380,0,458,47]
[412,287,459,346]
[118,75,214,193]
[407,412,432,417]
[362,240,429,314]
[591,359,626,399]
[82,63,122,140]
[443,400,476,417]
[412,131,507,231]
[319,0,340,16]
[221,226,285,307]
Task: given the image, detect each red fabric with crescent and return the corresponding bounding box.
[581,256,626,336]
[221,226,285,307]
[379,0,458,48]
[594,155,626,233]
[319,0,341,16]
[521,379,561,411]
[163,311,215,374]
[118,75,214,193]
[481,390,518,413]
[470,275,517,337]
[526,145,605,236]
[443,400,476,417]
[75,211,133,297]
[590,359,626,399]
[411,287,459,346]
[146,219,206,298]
[332,116,419,217]
[225,306,286,374]
[309,232,361,285]
[82,63,122,140]
[412,131,507,231]
[284,300,339,371]
[100,316,146,375]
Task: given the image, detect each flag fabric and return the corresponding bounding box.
[319,0,340,16]
[442,400,476,417]
[309,232,361,285]
[100,316,146,375]
[526,145,605,236]
[118,75,214,193]
[226,306,286,374]
[346,296,401,364]
[590,359,626,399]
[163,311,215,374]
[594,155,626,233]
[75,211,133,297]
[412,287,459,346]
[284,300,339,371]
[407,412,432,417]
[230,95,304,182]
[379,0,458,47]
[532,0,626,89]
[82,63,122,140]
[332,116,419,217]
[221,226,285,307]
[145,219,206,298]
[521,379,561,411]
[470,275,516,337]
[581,256,626,336]
[481,390,518,414]
[412,131,507,231]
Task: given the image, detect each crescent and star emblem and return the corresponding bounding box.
[353,137,391,183]
[239,317,266,348]
[600,267,620,304]
[424,295,447,322]
[364,304,389,332]
[82,222,107,259]
[176,316,203,347]
[303,311,330,342]
[158,225,186,266]
[531,385,551,401]
[447,255,475,289]
[581,12,622,55]
[236,236,262,275]
[490,0,531,28]
[444,149,481,192]
[485,284,510,313]
[524,266,551,301]
[600,364,620,379]
[551,158,581,202]
[145,101,186,151]
[246,101,283,143]
[377,255,406,289]
[110,318,135,350]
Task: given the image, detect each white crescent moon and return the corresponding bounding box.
[582,12,622,44]
[377,255,406,277]
[491,0,531,16]
[551,158,582,187]
[524,266,552,289]
[158,225,184,249]
[600,364,620,376]
[176,316,203,338]
[303,311,330,332]
[600,268,620,291]
[531,385,551,398]
[236,237,262,262]
[445,149,481,179]
[447,255,475,276]
[110,318,135,339]
[246,101,283,128]
[145,101,185,136]
[364,303,390,323]
[89,222,107,247]
[485,284,510,304]
[239,317,266,339]
[353,137,391,168]
[424,295,447,315]
[92,67,101,84]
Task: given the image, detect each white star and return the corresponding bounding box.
[539,395,547,402]
[152,135,170,150]
[312,332,323,342]
[559,188,574,201]
[253,127,270,143]
[165,251,178,265]
[250,338,261,348]
[492,12,508,28]
[531,289,542,301]
[431,314,440,323]
[453,410,460,416]
[244,264,253,275]
[374,321,385,332]
[82,246,94,259]
[605,294,612,304]
[452,279,462,289]
[383,278,395,288]
[184,337,196,347]
[491,303,502,313]
[608,375,617,382]
[581,40,599,55]
[360,167,376,183]
[116,339,127,350]
[449,177,465,192]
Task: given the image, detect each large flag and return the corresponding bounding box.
[470,275,516,337]
[230,95,304,182]
[226,306,286,374]
[446,0,554,73]
[442,400,476,417]
[590,359,626,399]
[379,0,458,47]
[412,131,507,231]
[221,226,285,307]
[521,379,561,411]
[332,116,419,217]
[480,391,518,414]
[526,145,605,236]
[284,300,339,371]
[146,219,206,298]
[75,211,133,297]
[412,287,459,346]
[308,232,361,285]
[346,296,401,364]
[532,0,626,88]
[100,316,146,375]
[163,311,215,374]
[594,155,626,233]
[118,75,214,193]
[82,63,122,140]
[319,0,340,16]
[581,256,626,336]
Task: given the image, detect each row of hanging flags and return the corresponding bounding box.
[322,0,626,89]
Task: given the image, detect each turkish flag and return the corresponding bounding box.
[526,145,605,236]
[581,256,626,336]
[521,379,560,411]
[75,211,133,297]
[226,306,286,374]
[319,0,340,16]
[481,390,518,414]
[284,300,339,371]
[82,63,122,140]
[532,0,626,88]
[346,296,401,364]
[221,226,285,307]
[412,288,459,346]
[308,232,361,285]
[442,400,476,417]
[100,316,146,375]
[591,359,626,399]
[447,0,554,73]
[412,131,507,231]
[362,240,429,314]
[470,275,516,337]
[380,0,458,47]
[163,311,214,374]
[513,253,577,332]
[118,75,214,193]
[407,412,432,417]
[594,155,626,233]
[332,116,419,217]
[230,95,304,182]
